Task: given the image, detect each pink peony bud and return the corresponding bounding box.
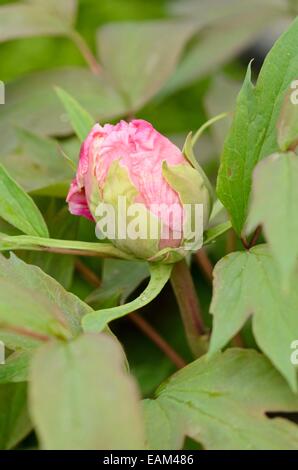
[67,119,211,262]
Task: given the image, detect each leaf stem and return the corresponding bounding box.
[70,30,102,76]
[192,112,228,147]
[171,259,206,357]
[75,260,186,369]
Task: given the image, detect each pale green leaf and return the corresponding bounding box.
[97,20,196,111]
[0,4,70,42]
[144,349,298,450]
[0,253,91,344]
[29,333,144,450]
[0,67,126,154]
[277,84,298,151]
[27,0,77,24]
[209,245,298,391]
[0,128,74,197]
[162,4,285,97]
[247,153,298,283]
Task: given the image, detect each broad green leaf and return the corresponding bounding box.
[0,129,74,197]
[209,245,298,391]
[0,67,126,154]
[0,4,70,42]
[29,333,144,450]
[82,263,172,332]
[144,349,298,450]
[0,382,31,450]
[0,253,91,345]
[247,153,298,283]
[162,5,284,97]
[0,351,31,384]
[97,20,196,111]
[86,259,149,309]
[277,83,298,151]
[217,18,298,234]
[55,87,94,142]
[27,0,78,24]
[0,165,49,237]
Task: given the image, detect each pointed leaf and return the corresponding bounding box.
[144,349,298,450]
[0,165,48,237]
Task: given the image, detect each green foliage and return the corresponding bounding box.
[0,165,49,237]
[0,0,298,452]
[209,245,298,391]
[29,333,144,449]
[247,153,298,283]
[0,382,31,450]
[217,17,298,234]
[144,349,298,450]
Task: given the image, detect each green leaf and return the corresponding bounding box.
[277,83,298,151]
[55,87,94,142]
[27,0,78,24]
[86,259,149,309]
[217,18,298,234]
[97,20,196,111]
[1,128,74,197]
[0,165,49,238]
[209,245,298,391]
[0,4,70,42]
[0,67,126,154]
[29,333,144,450]
[0,382,31,450]
[247,153,298,283]
[82,263,172,332]
[162,3,284,97]
[0,253,91,344]
[203,221,232,245]
[144,349,298,450]
[0,350,31,384]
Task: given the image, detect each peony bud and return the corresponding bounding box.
[67,119,212,262]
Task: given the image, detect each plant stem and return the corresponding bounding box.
[194,248,213,284]
[75,259,186,369]
[249,225,262,248]
[70,30,102,76]
[129,313,186,369]
[171,259,206,357]
[192,112,228,147]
